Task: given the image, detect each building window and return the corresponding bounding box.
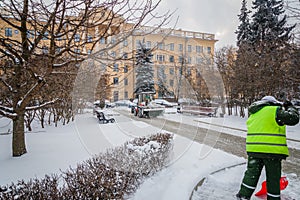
[74,34,80,42]
[100,37,106,44]
[113,77,119,85]
[187,57,192,64]
[158,66,165,75]
[178,56,184,63]
[187,45,192,52]
[196,45,203,53]
[113,63,119,72]
[14,30,19,35]
[27,30,34,38]
[169,79,174,87]
[111,37,116,44]
[42,31,48,40]
[207,46,211,54]
[136,40,141,48]
[146,41,151,48]
[5,28,12,37]
[123,53,128,59]
[169,68,174,75]
[111,51,116,57]
[156,54,165,62]
[124,65,128,73]
[87,35,93,42]
[157,42,164,50]
[42,46,49,54]
[169,55,174,63]
[178,44,183,52]
[207,58,212,65]
[87,49,92,54]
[187,68,192,75]
[124,91,128,99]
[56,47,61,53]
[123,39,128,46]
[124,78,128,86]
[169,43,174,51]
[196,57,202,64]
[113,91,119,102]
[56,36,62,41]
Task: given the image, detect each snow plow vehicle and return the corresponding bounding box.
[131,92,164,118]
[132,103,165,118]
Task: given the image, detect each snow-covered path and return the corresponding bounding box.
[1,109,299,199]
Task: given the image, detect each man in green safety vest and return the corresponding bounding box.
[236,96,299,200]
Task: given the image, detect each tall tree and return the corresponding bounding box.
[215,46,237,115]
[250,0,294,44]
[236,0,251,47]
[157,65,171,98]
[134,41,155,94]
[284,0,300,44]
[284,0,300,99]
[235,0,256,106]
[0,0,170,157]
[250,0,295,96]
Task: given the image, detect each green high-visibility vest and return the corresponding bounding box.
[246,106,288,156]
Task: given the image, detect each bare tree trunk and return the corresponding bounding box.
[40,109,45,128]
[40,117,45,128]
[25,110,35,131]
[12,112,27,157]
[26,120,32,132]
[48,112,51,125]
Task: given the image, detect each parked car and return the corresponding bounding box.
[94,100,115,108]
[152,99,177,107]
[115,100,136,108]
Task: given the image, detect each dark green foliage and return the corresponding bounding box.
[236,0,251,47]
[234,0,297,108]
[135,41,155,94]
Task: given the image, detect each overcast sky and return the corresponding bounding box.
[156,0,244,49]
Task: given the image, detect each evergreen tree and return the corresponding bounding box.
[249,0,295,46]
[236,0,251,47]
[234,0,296,107]
[247,0,294,97]
[157,66,171,97]
[234,0,255,106]
[134,41,155,94]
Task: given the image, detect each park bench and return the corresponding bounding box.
[95,110,115,123]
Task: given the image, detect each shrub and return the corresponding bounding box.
[0,133,173,199]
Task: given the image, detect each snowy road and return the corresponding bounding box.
[116,109,300,176]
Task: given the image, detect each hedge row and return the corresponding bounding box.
[0,132,173,199]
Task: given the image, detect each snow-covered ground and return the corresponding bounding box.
[161,108,300,150]
[0,107,299,199]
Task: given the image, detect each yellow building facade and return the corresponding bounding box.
[105,26,217,102]
[0,10,217,102]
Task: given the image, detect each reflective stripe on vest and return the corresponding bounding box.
[246,106,288,156]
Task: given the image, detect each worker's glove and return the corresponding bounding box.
[283,100,293,110]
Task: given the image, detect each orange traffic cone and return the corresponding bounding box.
[255,176,288,196]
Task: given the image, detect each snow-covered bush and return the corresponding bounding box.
[100,132,173,177]
[0,175,60,199]
[0,132,173,199]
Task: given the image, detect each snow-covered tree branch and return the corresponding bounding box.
[0,0,172,157]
